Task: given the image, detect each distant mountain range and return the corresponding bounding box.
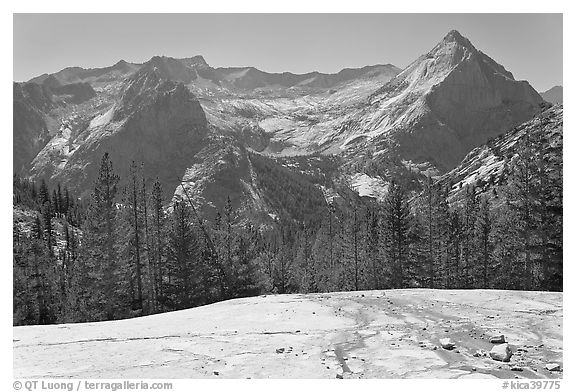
[540,85,563,104]
[13,30,558,223]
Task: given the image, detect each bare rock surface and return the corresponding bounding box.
[13,289,562,379]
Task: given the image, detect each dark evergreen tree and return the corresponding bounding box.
[381,182,411,288]
[365,204,381,289]
[461,186,478,287]
[76,152,122,321]
[165,201,203,309]
[149,179,166,310]
[38,179,50,206]
[476,196,493,288]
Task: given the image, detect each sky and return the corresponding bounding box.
[13,13,562,92]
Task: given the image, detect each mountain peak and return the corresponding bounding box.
[441,29,475,49]
[540,85,563,104]
[184,55,208,67]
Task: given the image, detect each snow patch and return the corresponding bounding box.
[349,173,389,200]
[89,106,115,129]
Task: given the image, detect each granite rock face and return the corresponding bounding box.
[436,104,562,203]
[356,30,544,172]
[29,68,209,196]
[13,82,51,173]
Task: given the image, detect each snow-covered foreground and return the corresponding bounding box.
[13,289,562,379]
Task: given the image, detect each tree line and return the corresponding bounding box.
[13,130,562,326]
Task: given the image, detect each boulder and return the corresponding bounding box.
[490,334,506,344]
[440,338,456,350]
[545,363,561,372]
[490,343,513,362]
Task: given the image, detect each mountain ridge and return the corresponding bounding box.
[15,30,553,226]
[25,56,402,93]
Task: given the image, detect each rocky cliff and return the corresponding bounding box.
[29,68,209,196]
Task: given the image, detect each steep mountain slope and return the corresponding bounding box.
[19,56,400,178]
[336,30,545,173]
[227,30,544,178]
[540,86,562,104]
[21,54,401,214]
[13,83,52,173]
[29,68,209,196]
[14,289,563,378]
[437,104,562,202]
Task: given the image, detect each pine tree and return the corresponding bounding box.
[506,133,541,288]
[476,196,493,288]
[447,210,462,288]
[64,187,72,217]
[166,201,202,309]
[312,206,340,292]
[365,204,381,289]
[77,152,122,321]
[423,176,436,287]
[57,183,64,215]
[41,201,55,256]
[352,205,361,291]
[273,230,294,294]
[149,179,166,310]
[123,161,144,312]
[461,186,478,287]
[381,182,411,289]
[433,186,451,288]
[38,179,50,206]
[14,238,59,325]
[140,173,153,312]
[492,202,524,289]
[51,189,60,216]
[504,129,562,291]
[232,222,262,297]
